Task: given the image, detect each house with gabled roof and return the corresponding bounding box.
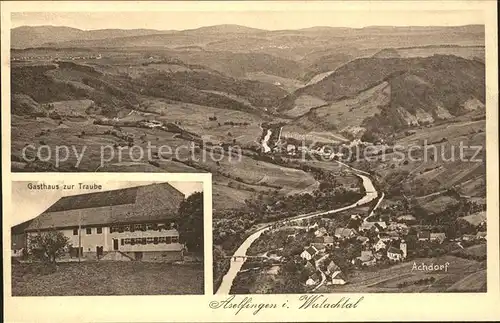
[430,233,446,244]
[23,182,186,262]
[476,231,487,240]
[334,227,358,239]
[354,250,376,266]
[373,239,387,251]
[379,231,400,242]
[418,230,431,241]
[314,227,328,237]
[387,246,404,261]
[300,245,319,261]
[330,270,348,285]
[326,260,340,275]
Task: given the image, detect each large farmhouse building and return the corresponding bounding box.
[23,182,186,262]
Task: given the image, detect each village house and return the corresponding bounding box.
[476,231,487,240]
[330,270,348,285]
[311,242,326,252]
[334,228,358,240]
[350,214,362,220]
[387,222,409,233]
[354,250,377,266]
[314,227,328,237]
[387,247,404,261]
[373,239,387,251]
[23,183,186,262]
[306,272,321,286]
[387,241,407,261]
[462,234,476,241]
[397,214,417,224]
[300,246,319,261]
[326,260,340,275]
[379,231,400,242]
[418,230,431,241]
[357,236,370,245]
[430,233,447,244]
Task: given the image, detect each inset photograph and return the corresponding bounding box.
[10,179,204,296]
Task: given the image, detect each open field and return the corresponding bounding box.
[318,255,486,293]
[244,72,306,93]
[12,262,204,296]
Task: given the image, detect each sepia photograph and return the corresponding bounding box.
[1,0,499,322]
[10,179,205,296]
[7,7,489,295]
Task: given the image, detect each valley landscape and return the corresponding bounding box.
[10,22,487,294]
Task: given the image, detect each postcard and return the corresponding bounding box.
[2,1,499,322]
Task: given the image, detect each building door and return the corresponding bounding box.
[96,246,103,258]
[113,239,119,250]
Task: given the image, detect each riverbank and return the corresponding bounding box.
[215,167,379,294]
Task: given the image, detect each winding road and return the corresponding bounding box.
[215,163,380,295]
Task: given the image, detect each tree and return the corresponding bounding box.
[178,191,204,253]
[28,229,71,264]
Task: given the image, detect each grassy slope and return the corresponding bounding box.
[280,56,485,127]
[12,262,204,296]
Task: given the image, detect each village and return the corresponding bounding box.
[241,202,487,292]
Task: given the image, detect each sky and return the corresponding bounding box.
[11,181,203,226]
[11,10,484,31]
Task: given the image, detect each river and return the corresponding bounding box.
[261,129,272,153]
[215,168,379,294]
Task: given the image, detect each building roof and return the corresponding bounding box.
[418,230,431,239]
[323,236,334,244]
[311,243,326,251]
[397,214,416,221]
[25,182,185,231]
[331,270,347,281]
[357,236,369,243]
[430,233,446,240]
[335,228,357,238]
[476,231,487,238]
[12,219,35,235]
[304,246,318,256]
[327,260,340,272]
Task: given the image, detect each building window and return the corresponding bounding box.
[124,238,131,244]
[159,237,166,243]
[140,224,147,232]
[146,224,154,230]
[121,239,124,246]
[118,226,124,233]
[130,238,136,245]
[147,237,154,244]
[97,227,102,234]
[134,224,141,231]
[165,236,172,244]
[86,228,92,235]
[153,237,159,244]
[171,236,178,243]
[73,228,78,235]
[141,238,147,245]
[124,225,130,232]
